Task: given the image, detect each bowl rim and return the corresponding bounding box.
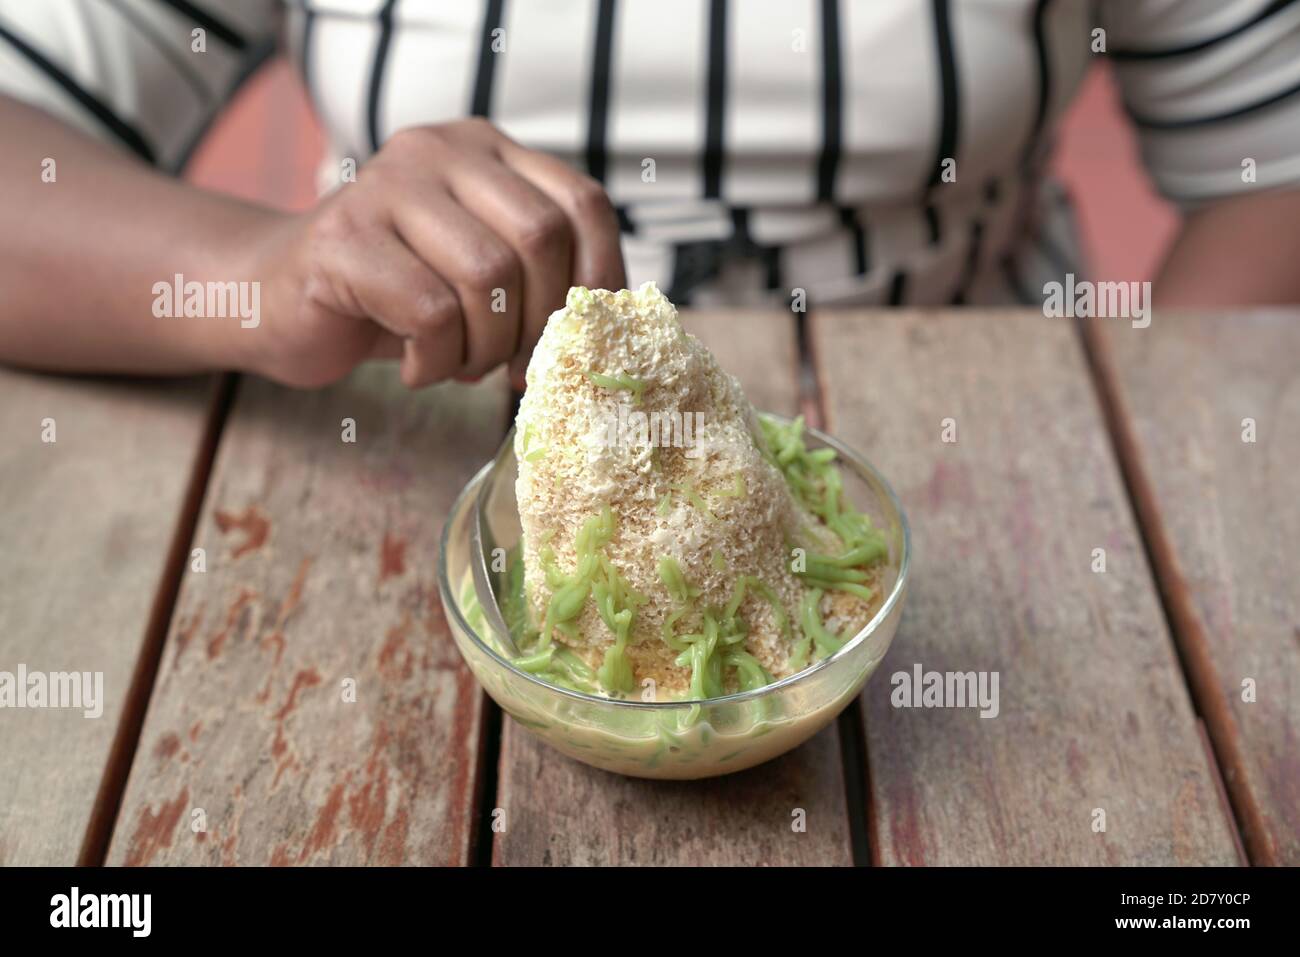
[437,414,911,711]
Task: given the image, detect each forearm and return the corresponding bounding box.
[0,94,284,375]
[1154,187,1300,307]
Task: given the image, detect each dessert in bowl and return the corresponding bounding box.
[437,283,908,779]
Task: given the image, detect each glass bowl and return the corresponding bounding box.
[436,415,910,780]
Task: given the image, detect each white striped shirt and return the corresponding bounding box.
[3,0,1300,307]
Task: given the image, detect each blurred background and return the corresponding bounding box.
[192,56,1177,290]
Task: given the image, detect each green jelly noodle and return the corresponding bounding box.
[583,369,646,404]
[479,413,888,708]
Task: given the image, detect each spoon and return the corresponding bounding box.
[470,429,521,658]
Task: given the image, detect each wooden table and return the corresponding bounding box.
[1,311,1295,867]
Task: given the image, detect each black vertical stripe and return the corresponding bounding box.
[299,3,316,103]
[703,0,727,198]
[1001,255,1033,305]
[924,205,940,245]
[951,220,984,305]
[1022,0,1053,170]
[762,246,782,291]
[731,207,782,291]
[470,0,506,118]
[887,270,909,306]
[815,0,842,201]
[667,239,726,304]
[667,244,700,306]
[1009,1,1053,313]
[105,0,211,106]
[839,207,868,276]
[586,0,617,182]
[366,0,399,152]
[926,0,959,190]
[666,246,684,304]
[0,21,156,164]
[153,0,247,50]
[730,206,751,245]
[954,178,1002,304]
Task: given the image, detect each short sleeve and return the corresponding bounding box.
[1102,0,1300,207]
[0,0,282,172]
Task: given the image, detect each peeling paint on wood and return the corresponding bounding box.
[105,368,506,865]
[813,311,1240,865]
[214,505,271,559]
[1097,314,1300,864]
[0,371,215,864]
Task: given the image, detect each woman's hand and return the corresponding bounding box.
[241,118,626,389]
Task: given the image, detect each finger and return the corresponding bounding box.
[309,217,466,384]
[443,157,573,386]
[388,184,523,378]
[369,330,465,390]
[312,218,463,341]
[367,331,405,360]
[400,325,465,387]
[496,142,626,292]
[505,353,529,392]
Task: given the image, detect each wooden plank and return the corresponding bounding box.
[105,367,507,865]
[1088,313,1300,865]
[0,370,217,865]
[812,310,1241,865]
[493,311,855,866]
